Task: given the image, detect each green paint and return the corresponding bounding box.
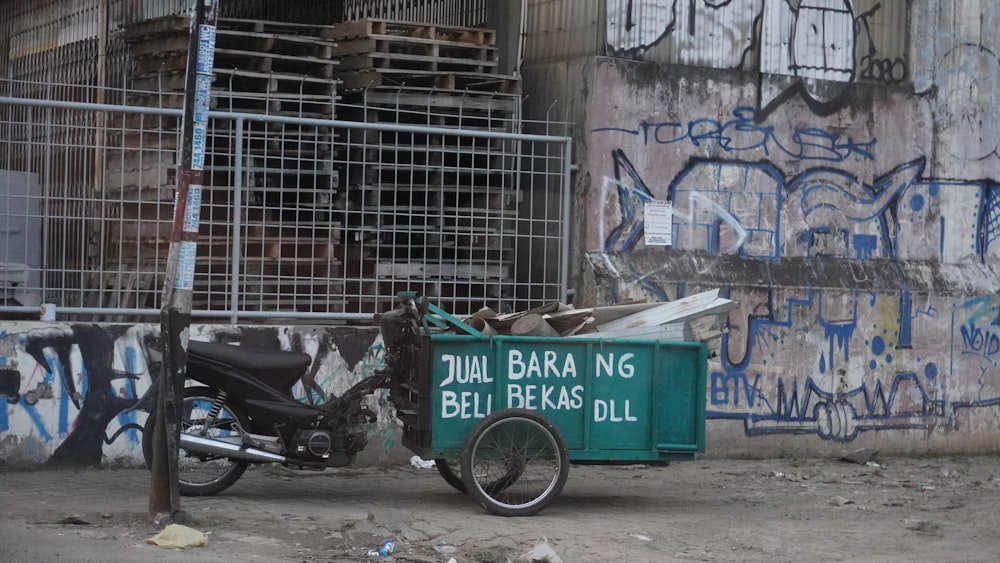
[420,334,707,463]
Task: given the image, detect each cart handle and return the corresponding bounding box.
[396,291,489,339]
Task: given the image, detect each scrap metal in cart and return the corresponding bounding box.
[379,293,709,516]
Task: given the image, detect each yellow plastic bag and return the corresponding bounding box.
[147,523,208,548]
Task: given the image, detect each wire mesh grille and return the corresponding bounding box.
[0,3,571,322]
[0,82,571,321]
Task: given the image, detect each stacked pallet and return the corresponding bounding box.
[104,16,345,313]
[329,19,523,314]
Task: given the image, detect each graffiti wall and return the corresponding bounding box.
[0,322,397,466]
[584,51,1000,450]
[604,0,909,121]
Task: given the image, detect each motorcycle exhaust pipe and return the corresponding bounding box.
[180,433,288,464]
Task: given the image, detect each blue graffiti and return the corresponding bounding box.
[707,289,1000,441]
[605,152,998,271]
[708,368,944,442]
[117,346,141,446]
[42,349,72,438]
[899,290,913,348]
[960,323,1000,365]
[592,107,877,162]
[985,186,1000,254]
[603,149,669,301]
[19,401,54,442]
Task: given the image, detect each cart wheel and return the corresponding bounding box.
[435,458,467,493]
[436,457,522,495]
[460,409,569,517]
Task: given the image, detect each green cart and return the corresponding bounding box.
[379,294,708,516]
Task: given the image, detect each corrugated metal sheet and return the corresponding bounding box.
[2,0,100,91]
[522,0,603,63]
[762,0,854,81]
[526,0,908,84]
[605,0,758,69]
[343,0,488,26]
[761,0,908,84]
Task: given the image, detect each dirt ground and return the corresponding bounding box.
[1,453,999,562]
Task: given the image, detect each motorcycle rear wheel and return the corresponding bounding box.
[142,386,251,496]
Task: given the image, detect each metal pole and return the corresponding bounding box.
[149,0,218,522]
[560,139,573,304]
[229,117,245,325]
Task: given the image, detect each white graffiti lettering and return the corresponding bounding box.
[595,352,636,378]
[593,399,638,423]
[441,390,492,419]
[507,350,578,380]
[438,354,492,387]
[507,384,584,411]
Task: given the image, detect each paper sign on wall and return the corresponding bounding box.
[643,200,673,246]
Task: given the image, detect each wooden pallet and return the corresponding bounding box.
[217,18,339,38]
[339,86,519,113]
[115,15,523,318]
[84,268,158,312]
[346,149,516,174]
[215,48,338,78]
[214,28,337,59]
[122,15,190,42]
[343,125,515,150]
[212,91,337,117]
[333,68,519,93]
[335,50,496,74]
[337,107,517,132]
[127,82,337,117]
[355,183,520,206]
[328,19,496,46]
[344,163,518,188]
[374,261,508,280]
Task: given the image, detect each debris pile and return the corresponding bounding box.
[455,289,738,355]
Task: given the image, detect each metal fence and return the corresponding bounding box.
[0,83,572,322]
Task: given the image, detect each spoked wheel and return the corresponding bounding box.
[460,409,569,516]
[435,458,467,492]
[142,387,251,496]
[436,457,523,495]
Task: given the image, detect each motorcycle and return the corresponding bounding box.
[142,300,421,496]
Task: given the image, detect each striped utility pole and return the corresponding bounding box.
[149,0,218,521]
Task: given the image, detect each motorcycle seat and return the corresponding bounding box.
[188,340,312,386]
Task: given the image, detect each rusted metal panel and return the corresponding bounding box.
[522,0,603,63]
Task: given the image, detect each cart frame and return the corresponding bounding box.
[382,293,709,515]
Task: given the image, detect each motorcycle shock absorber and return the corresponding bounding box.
[201,390,229,436]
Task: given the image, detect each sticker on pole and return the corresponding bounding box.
[183,185,202,233]
[194,74,212,123]
[174,241,197,290]
[196,25,217,74]
[643,200,673,246]
[192,122,208,171]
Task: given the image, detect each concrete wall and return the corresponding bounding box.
[572,4,1000,454]
[5,1,1000,464]
[0,322,411,467]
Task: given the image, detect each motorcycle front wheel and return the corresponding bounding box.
[142,386,251,496]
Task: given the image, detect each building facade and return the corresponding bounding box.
[2,0,998,465]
